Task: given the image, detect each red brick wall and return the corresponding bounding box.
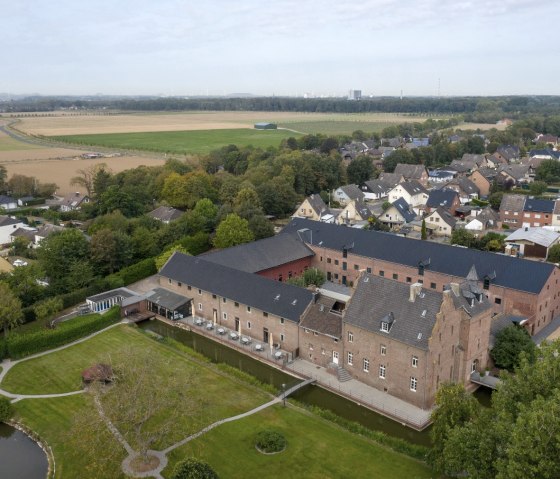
[257,257,313,281]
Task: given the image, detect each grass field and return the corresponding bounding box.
[52,128,299,155]
[282,119,400,135]
[0,133,41,151]
[5,324,434,479]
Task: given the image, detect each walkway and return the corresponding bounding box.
[470,371,501,390]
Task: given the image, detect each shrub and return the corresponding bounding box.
[0,396,13,422]
[6,307,121,359]
[255,429,287,453]
[171,458,218,479]
[107,257,157,285]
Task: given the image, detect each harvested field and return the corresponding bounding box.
[457,122,507,131]
[12,111,428,136]
[3,155,166,195]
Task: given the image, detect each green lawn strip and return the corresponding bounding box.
[13,395,127,479]
[281,120,399,135]
[51,129,298,155]
[0,136,41,151]
[164,404,434,479]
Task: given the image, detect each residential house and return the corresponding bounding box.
[496,145,520,163]
[499,194,555,228]
[34,223,65,246]
[341,274,492,409]
[381,137,403,148]
[464,207,499,232]
[553,201,560,228]
[529,149,560,161]
[9,226,37,244]
[404,138,430,149]
[338,200,375,226]
[497,164,532,187]
[425,207,457,236]
[425,189,460,215]
[534,134,559,147]
[17,196,36,207]
[393,164,429,185]
[0,215,26,245]
[59,192,89,212]
[445,177,480,204]
[485,153,508,169]
[448,154,485,175]
[361,179,391,200]
[332,185,365,206]
[147,206,184,224]
[505,228,560,259]
[381,198,416,227]
[378,172,404,187]
[469,168,496,197]
[387,181,429,210]
[0,195,17,211]
[294,194,331,222]
[428,169,456,184]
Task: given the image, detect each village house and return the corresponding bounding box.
[378,172,404,187]
[425,189,460,215]
[393,164,429,185]
[380,198,416,228]
[505,227,560,259]
[497,164,532,187]
[464,207,499,232]
[0,215,26,245]
[553,201,560,228]
[428,169,456,184]
[361,179,391,200]
[147,206,184,224]
[337,199,374,226]
[485,154,508,169]
[0,195,17,211]
[59,192,89,212]
[388,181,429,210]
[332,185,365,207]
[529,149,560,162]
[445,177,480,204]
[294,194,330,221]
[499,194,555,228]
[425,207,457,236]
[534,134,559,147]
[468,169,496,197]
[496,145,520,163]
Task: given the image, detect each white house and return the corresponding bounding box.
[425,208,457,237]
[0,216,26,245]
[332,185,365,206]
[387,181,429,209]
[0,195,18,211]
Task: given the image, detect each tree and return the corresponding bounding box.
[488,191,504,210]
[548,244,560,263]
[161,172,190,209]
[421,219,427,240]
[70,163,109,197]
[247,214,274,240]
[0,282,23,353]
[90,229,133,275]
[34,297,63,325]
[155,245,189,270]
[213,214,254,249]
[7,174,36,197]
[0,165,7,192]
[491,325,536,371]
[381,201,391,211]
[347,155,374,185]
[0,396,13,422]
[287,268,326,287]
[536,159,560,184]
[529,181,547,196]
[11,235,31,256]
[171,458,219,479]
[450,229,477,248]
[4,262,46,307]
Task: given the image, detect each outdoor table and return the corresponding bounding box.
[217,328,225,335]
[274,351,283,359]
[241,337,250,344]
[206,323,213,330]
[194,319,203,326]
[229,332,238,340]
[255,344,263,351]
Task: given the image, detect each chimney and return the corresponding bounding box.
[449,283,460,296]
[409,283,422,302]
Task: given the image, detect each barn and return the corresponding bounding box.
[254,122,277,130]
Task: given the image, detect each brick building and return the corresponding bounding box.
[499,194,556,228]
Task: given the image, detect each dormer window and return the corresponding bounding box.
[418,264,425,276]
[483,278,490,290]
[381,322,389,332]
[343,248,348,258]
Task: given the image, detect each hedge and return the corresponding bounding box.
[6,307,121,360]
[106,257,157,286]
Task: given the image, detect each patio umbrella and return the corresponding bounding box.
[269,332,273,354]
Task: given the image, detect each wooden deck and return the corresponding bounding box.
[126,312,155,323]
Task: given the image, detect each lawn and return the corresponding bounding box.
[164,404,433,479]
[51,128,299,155]
[281,120,401,135]
[0,134,41,151]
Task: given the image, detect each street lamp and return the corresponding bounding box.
[281,383,286,407]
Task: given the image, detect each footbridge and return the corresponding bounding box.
[280,378,316,399]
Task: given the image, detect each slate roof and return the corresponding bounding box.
[145,287,192,310]
[281,218,555,294]
[506,227,560,248]
[60,192,88,209]
[0,215,21,227]
[201,233,314,273]
[299,296,343,339]
[353,200,374,220]
[428,207,457,227]
[448,177,480,196]
[449,159,477,173]
[306,194,329,216]
[392,198,416,223]
[147,206,184,222]
[363,179,391,195]
[498,164,530,181]
[499,194,526,212]
[0,195,16,206]
[398,180,428,196]
[344,275,442,350]
[35,223,64,238]
[378,172,403,187]
[496,145,520,161]
[394,164,427,180]
[337,184,365,202]
[461,153,486,165]
[429,169,455,179]
[529,149,560,160]
[160,253,314,322]
[427,189,459,209]
[10,227,37,240]
[524,198,554,214]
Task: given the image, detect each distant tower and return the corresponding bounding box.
[348,90,362,101]
[400,89,403,100]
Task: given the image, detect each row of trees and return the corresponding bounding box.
[0,165,57,198]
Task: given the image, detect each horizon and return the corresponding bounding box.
[4,1,560,96]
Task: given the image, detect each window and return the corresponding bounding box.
[223,312,227,320]
[418,264,425,276]
[247,321,251,329]
[343,248,348,258]
[168,278,172,284]
[178,282,182,287]
[410,377,418,391]
[198,289,202,295]
[334,259,339,266]
[379,364,386,379]
[247,306,251,313]
[406,277,412,283]
[212,294,216,299]
[363,358,369,372]
[334,273,339,280]
[348,331,353,343]
[483,278,490,290]
[263,311,269,317]
[392,273,398,280]
[412,356,418,368]
[280,318,285,324]
[380,345,386,356]
[198,303,202,311]
[347,352,353,365]
[280,334,284,342]
[430,282,436,290]
[495,297,502,305]
[381,322,389,332]
[234,302,239,308]
[188,286,192,291]
[367,267,372,273]
[354,264,359,270]
[342,262,347,271]
[222,297,226,303]
[379,270,384,277]
[327,258,332,264]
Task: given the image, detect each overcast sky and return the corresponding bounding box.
[3,1,560,97]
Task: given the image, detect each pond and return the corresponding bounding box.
[0,423,48,479]
[139,320,432,446]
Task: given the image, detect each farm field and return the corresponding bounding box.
[5,325,434,479]
[11,111,428,136]
[51,128,299,155]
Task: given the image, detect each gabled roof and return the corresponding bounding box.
[352,200,374,220]
[524,198,555,214]
[472,168,497,181]
[476,206,499,223]
[10,227,37,240]
[0,215,22,227]
[36,223,64,238]
[428,207,457,227]
[344,275,442,350]
[496,145,520,160]
[147,206,184,222]
[461,153,486,165]
[498,164,530,181]
[426,189,459,209]
[506,227,560,248]
[378,172,403,187]
[499,194,526,212]
[305,194,329,216]
[202,233,314,274]
[392,198,416,223]
[0,195,16,205]
[336,184,365,202]
[299,296,342,339]
[282,218,555,294]
[429,169,455,179]
[529,149,560,160]
[363,179,391,195]
[160,253,314,322]
[394,164,427,180]
[60,192,88,208]
[397,180,428,197]
[448,177,480,196]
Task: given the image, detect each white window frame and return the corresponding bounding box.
[198,303,202,311]
[412,356,418,368]
[381,322,389,332]
[410,377,418,392]
[363,358,369,372]
[347,352,353,366]
[380,345,386,356]
[379,364,386,379]
[348,331,354,343]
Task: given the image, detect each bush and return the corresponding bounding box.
[0,396,13,422]
[255,429,287,453]
[6,307,121,359]
[107,257,157,286]
[171,458,218,479]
